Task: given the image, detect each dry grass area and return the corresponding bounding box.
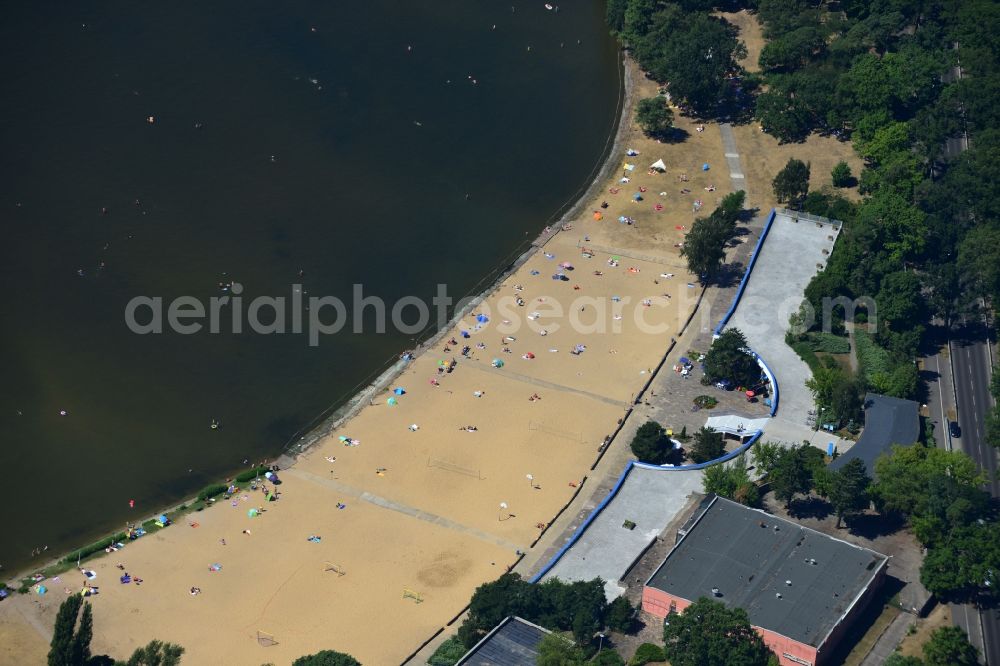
[895,603,953,659]
[843,604,903,666]
[716,8,865,214]
[717,9,765,73]
[730,125,866,212]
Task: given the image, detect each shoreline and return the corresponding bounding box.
[281,54,635,462]
[2,43,736,663]
[2,53,634,590]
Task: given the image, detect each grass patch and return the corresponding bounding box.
[854,329,891,381]
[803,331,851,354]
[786,332,824,374]
[428,636,467,666]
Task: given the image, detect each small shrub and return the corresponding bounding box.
[63,532,128,564]
[235,467,269,483]
[197,484,228,502]
[428,636,466,666]
[805,332,851,354]
[831,161,853,187]
[629,642,666,665]
[693,395,718,409]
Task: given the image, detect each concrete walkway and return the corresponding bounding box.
[719,123,747,193]
[859,611,912,666]
[289,468,524,552]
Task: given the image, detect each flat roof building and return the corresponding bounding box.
[642,496,888,666]
[456,616,552,666]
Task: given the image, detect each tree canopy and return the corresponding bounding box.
[635,97,674,138]
[630,420,677,465]
[772,158,811,207]
[291,651,361,666]
[704,328,759,388]
[662,597,776,666]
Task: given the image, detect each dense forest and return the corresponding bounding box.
[608,0,1000,437]
[607,0,1000,602]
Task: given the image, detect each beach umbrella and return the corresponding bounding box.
[623,163,636,171]
[702,163,710,171]
[387,397,398,406]
[593,211,603,221]
[476,314,489,323]
[633,193,643,201]
[461,330,470,338]
[491,358,504,368]
[618,215,627,223]
[36,585,47,595]
[393,387,406,395]
[679,357,691,366]
[248,508,258,518]
[525,352,535,359]
[559,261,573,269]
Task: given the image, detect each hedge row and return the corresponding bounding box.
[803,331,851,354]
[63,532,128,564]
[854,329,891,381]
[234,467,269,483]
[197,483,229,501]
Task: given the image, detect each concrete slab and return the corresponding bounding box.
[541,466,703,600]
[722,210,841,439]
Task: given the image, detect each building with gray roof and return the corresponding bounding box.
[642,496,887,666]
[828,393,920,475]
[456,616,552,666]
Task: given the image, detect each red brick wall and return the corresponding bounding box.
[642,587,820,666]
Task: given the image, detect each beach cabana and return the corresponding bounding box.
[650,158,667,172]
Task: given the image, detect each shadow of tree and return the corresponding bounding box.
[846,511,907,539]
[788,495,832,520]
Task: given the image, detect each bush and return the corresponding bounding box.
[629,642,666,665]
[693,395,718,409]
[831,161,853,187]
[605,596,634,632]
[63,532,128,564]
[690,427,726,464]
[197,484,228,502]
[854,329,891,380]
[428,636,466,666]
[234,467,269,483]
[804,332,851,354]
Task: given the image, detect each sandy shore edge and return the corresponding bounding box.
[3,53,634,588]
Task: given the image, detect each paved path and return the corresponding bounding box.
[719,123,747,193]
[859,611,911,666]
[464,358,628,407]
[288,468,524,552]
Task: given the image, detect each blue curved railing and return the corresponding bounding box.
[531,211,786,584]
[529,430,764,583]
[713,208,777,337]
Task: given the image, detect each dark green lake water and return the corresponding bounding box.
[0,1,620,575]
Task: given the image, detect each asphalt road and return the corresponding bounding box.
[950,327,998,664]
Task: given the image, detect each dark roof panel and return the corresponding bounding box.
[457,616,551,666]
[646,497,887,647]
[829,393,920,474]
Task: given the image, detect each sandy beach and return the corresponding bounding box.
[1,56,735,665]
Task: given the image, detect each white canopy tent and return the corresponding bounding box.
[650,158,667,171]
[704,415,770,439]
